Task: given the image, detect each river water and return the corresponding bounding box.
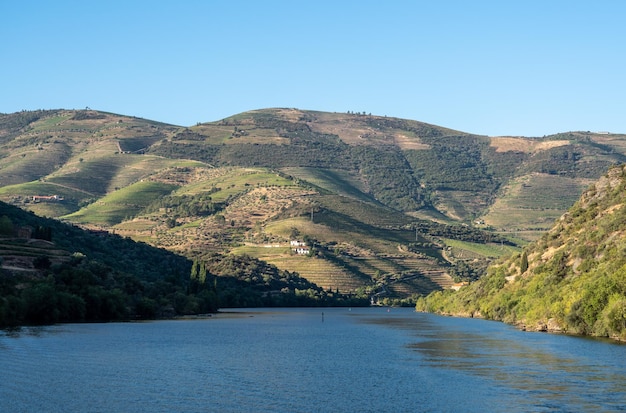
[1,307,624,412]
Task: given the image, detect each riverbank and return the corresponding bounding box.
[415,308,626,343]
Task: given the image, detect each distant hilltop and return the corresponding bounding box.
[1,107,626,304]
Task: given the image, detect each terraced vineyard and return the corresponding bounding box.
[482,174,594,241]
[264,255,366,293]
[0,238,70,273]
[234,240,455,297]
[4,108,626,302]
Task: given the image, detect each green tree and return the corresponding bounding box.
[190,260,199,281]
[189,259,199,293]
[520,251,529,273]
[199,261,207,285]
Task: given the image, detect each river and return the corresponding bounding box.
[1,307,624,412]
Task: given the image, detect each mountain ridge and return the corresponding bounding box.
[2,107,626,301]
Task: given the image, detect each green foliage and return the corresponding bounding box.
[519,143,617,179]
[351,145,426,210]
[0,243,226,327]
[448,259,489,282]
[147,141,221,164]
[417,165,626,340]
[415,221,514,245]
[151,120,355,170]
[405,135,496,193]
[566,269,626,336]
[142,190,223,218]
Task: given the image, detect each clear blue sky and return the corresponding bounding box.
[2,1,625,137]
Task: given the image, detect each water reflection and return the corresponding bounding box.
[362,312,626,412]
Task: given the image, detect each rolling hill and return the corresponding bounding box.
[2,108,625,301]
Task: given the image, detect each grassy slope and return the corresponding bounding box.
[64,180,179,226]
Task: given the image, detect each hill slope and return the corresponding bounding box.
[2,108,626,300]
[0,199,366,326]
[416,165,626,341]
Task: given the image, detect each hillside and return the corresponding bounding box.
[416,165,626,341]
[0,199,199,325]
[0,199,365,326]
[1,108,626,301]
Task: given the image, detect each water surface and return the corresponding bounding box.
[1,307,624,412]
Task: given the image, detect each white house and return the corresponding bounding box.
[294,247,310,255]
